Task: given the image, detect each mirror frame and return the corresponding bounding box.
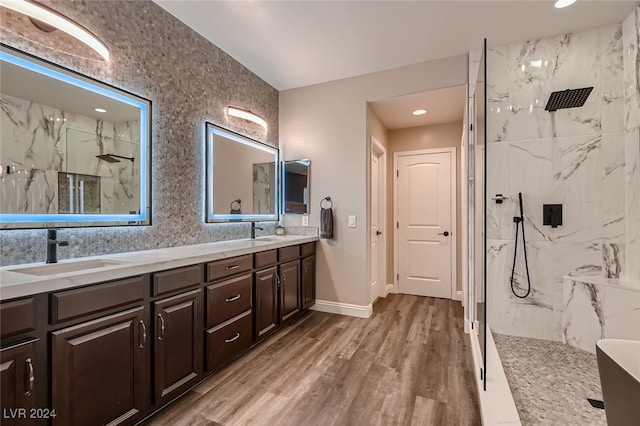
[205,122,279,222]
[281,159,310,215]
[0,45,152,228]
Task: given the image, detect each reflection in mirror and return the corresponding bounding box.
[282,160,310,214]
[0,46,151,229]
[205,123,279,222]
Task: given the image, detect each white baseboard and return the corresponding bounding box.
[385,283,395,296]
[464,318,471,334]
[311,299,373,318]
[453,289,463,301]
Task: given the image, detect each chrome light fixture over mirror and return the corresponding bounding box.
[0,45,151,229]
[205,123,279,222]
[282,160,310,214]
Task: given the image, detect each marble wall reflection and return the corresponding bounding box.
[0,93,140,218]
[487,14,639,342]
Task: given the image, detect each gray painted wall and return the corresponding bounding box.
[0,0,279,265]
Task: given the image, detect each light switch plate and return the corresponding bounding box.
[348,215,357,228]
[302,215,309,226]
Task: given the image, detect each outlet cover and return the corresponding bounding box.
[348,215,357,228]
[302,215,309,226]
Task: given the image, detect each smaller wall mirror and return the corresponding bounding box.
[282,160,310,214]
[205,123,279,222]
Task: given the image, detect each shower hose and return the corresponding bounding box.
[510,192,531,298]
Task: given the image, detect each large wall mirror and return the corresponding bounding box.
[282,160,310,214]
[205,123,279,222]
[0,46,151,229]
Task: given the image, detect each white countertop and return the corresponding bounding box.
[0,235,318,301]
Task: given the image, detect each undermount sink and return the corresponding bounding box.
[9,259,127,276]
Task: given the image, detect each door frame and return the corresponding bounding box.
[370,136,387,302]
[394,147,457,300]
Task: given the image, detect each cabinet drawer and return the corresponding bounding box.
[206,273,252,328]
[51,276,146,324]
[207,255,253,282]
[0,297,35,339]
[301,242,316,257]
[153,264,202,297]
[278,245,300,262]
[254,250,277,269]
[206,311,252,372]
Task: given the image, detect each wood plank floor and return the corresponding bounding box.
[145,294,481,426]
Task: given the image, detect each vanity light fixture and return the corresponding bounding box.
[93,107,107,113]
[227,106,268,130]
[412,109,427,116]
[0,0,110,61]
[554,0,577,8]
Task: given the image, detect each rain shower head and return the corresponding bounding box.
[96,154,133,163]
[96,154,134,163]
[545,87,593,112]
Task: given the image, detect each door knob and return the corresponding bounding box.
[376,230,382,236]
[438,231,450,237]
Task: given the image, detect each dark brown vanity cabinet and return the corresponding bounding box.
[279,260,301,323]
[0,341,37,426]
[150,265,203,406]
[153,289,202,406]
[302,255,316,310]
[205,256,253,372]
[254,266,278,339]
[51,306,147,426]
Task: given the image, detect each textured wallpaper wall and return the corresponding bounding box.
[0,0,279,265]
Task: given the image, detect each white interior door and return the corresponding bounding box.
[370,152,380,303]
[397,150,453,299]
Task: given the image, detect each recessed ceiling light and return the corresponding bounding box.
[94,107,107,113]
[412,109,427,116]
[554,0,577,9]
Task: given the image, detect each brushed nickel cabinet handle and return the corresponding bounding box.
[157,314,165,341]
[24,357,34,397]
[225,333,240,343]
[225,294,241,302]
[139,320,147,348]
[225,264,240,270]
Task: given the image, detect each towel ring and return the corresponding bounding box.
[230,199,241,210]
[320,197,333,209]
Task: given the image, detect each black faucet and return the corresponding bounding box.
[250,222,263,239]
[47,229,69,264]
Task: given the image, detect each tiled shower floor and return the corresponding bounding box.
[493,333,606,426]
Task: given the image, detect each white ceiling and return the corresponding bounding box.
[154,0,638,91]
[370,85,467,129]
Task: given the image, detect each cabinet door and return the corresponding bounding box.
[1,341,36,426]
[302,255,316,310]
[51,306,146,426]
[280,260,300,323]
[153,289,202,406]
[255,267,278,339]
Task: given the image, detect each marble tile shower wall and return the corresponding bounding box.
[486,19,638,341]
[623,7,640,283]
[0,0,279,266]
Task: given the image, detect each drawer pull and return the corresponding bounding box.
[139,320,147,348]
[225,265,240,271]
[24,357,34,397]
[225,294,241,302]
[158,314,165,341]
[225,333,240,343]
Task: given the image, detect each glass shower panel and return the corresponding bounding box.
[474,40,488,390]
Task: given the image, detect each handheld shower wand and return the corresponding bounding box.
[510,192,532,298]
